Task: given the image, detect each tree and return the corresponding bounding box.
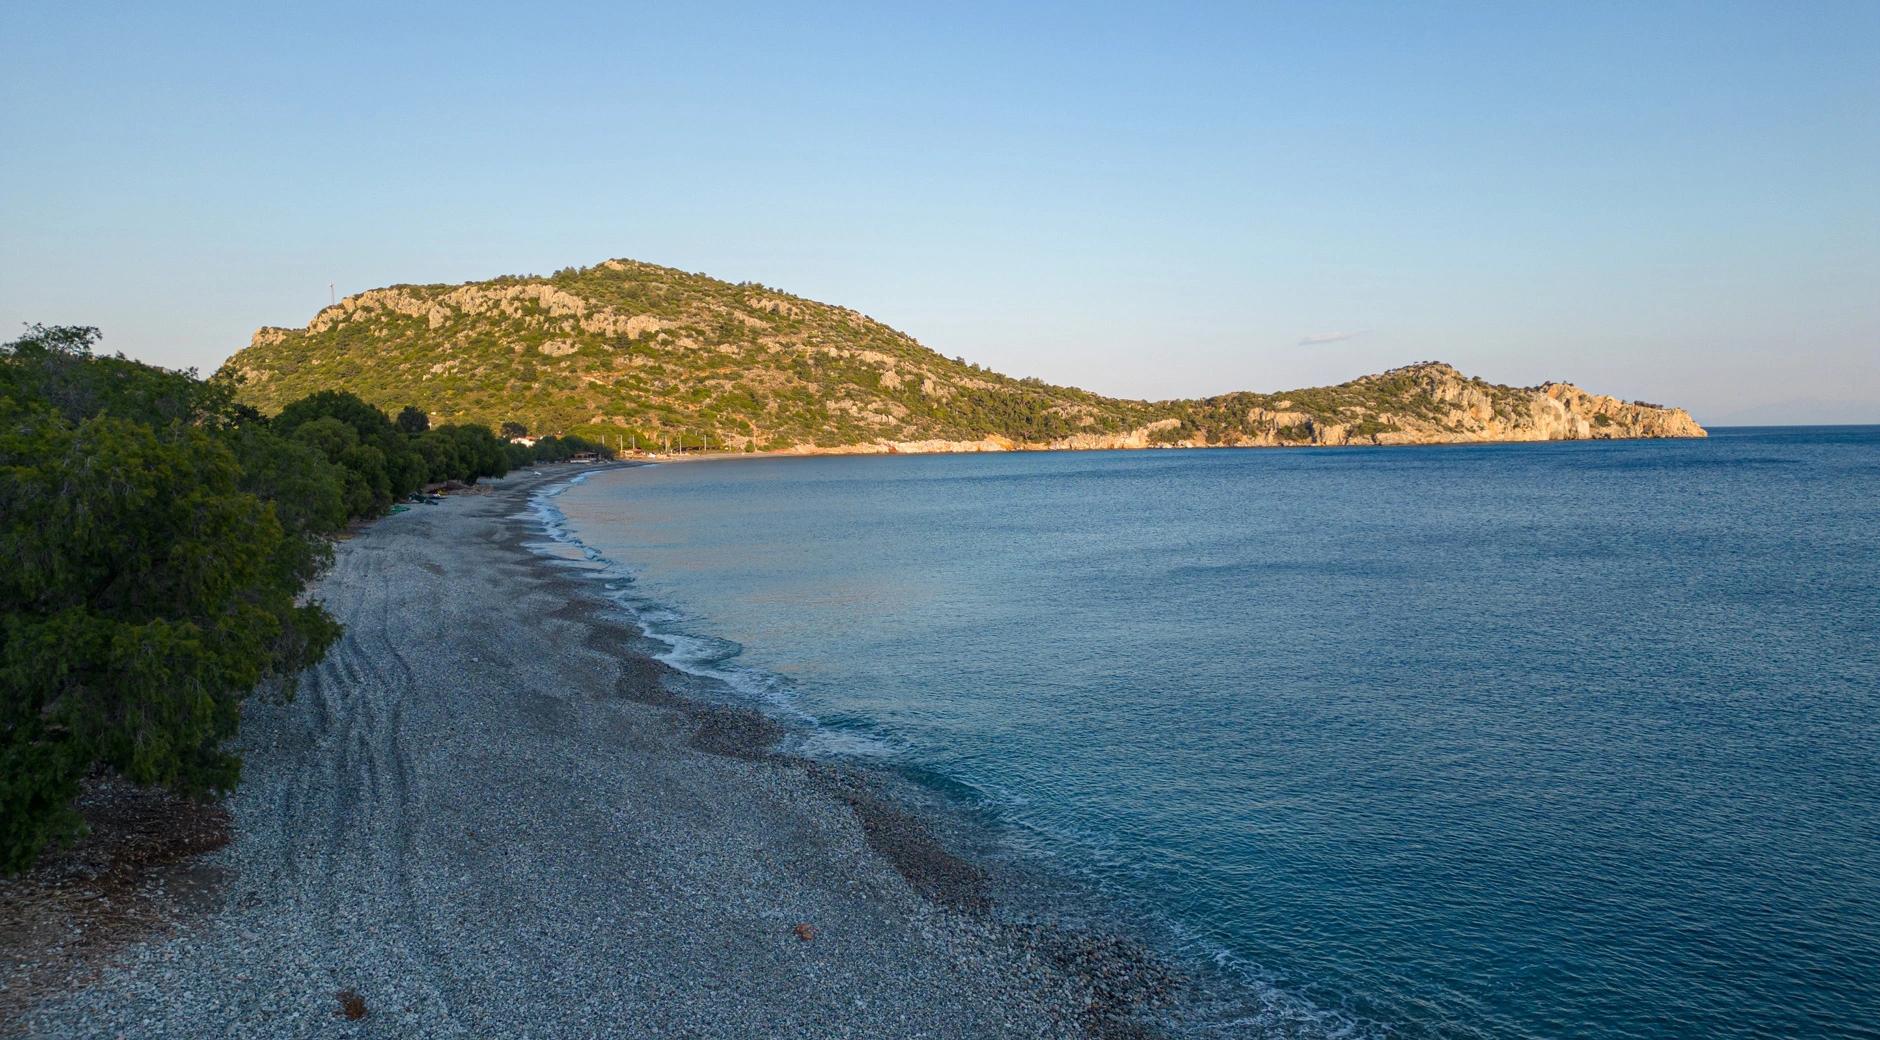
[225,425,347,575]
[413,428,463,483]
[274,390,425,514]
[5,322,100,358]
[395,405,430,435]
[499,420,528,440]
[0,401,339,871]
[292,415,359,458]
[432,424,510,481]
[1,326,349,872]
[274,390,396,440]
[528,433,614,463]
[3,323,219,428]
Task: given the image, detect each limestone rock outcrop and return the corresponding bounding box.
[221,261,1705,452]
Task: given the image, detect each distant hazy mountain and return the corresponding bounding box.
[219,259,1705,452]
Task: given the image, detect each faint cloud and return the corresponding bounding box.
[1298,329,1369,346]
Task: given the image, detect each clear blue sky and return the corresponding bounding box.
[3,2,1875,423]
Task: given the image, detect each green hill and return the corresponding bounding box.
[219,259,1704,451]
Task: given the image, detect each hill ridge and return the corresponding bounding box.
[220,259,1705,452]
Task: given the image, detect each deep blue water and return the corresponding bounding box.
[539,427,1880,1039]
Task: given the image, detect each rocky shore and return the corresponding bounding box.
[8,466,1172,1039]
[764,363,1708,456]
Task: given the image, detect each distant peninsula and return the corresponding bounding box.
[219,259,1706,453]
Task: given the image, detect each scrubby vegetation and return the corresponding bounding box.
[1,325,612,872]
[221,259,1169,448]
[221,259,1692,450]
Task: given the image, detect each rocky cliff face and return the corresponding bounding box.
[1201,363,1706,449]
[220,260,1704,452]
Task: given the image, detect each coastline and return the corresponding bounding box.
[11,464,1175,1038]
[622,429,1711,466]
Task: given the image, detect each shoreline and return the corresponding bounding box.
[623,430,1711,466]
[12,463,1177,1038]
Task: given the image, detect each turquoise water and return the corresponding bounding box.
[540,428,1880,1039]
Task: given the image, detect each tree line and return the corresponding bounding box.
[0,325,614,871]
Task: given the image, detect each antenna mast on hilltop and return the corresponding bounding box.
[329,283,335,306]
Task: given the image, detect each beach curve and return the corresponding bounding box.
[14,466,1169,1039]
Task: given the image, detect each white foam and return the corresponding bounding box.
[791,726,907,761]
[524,470,1379,1039]
[524,471,872,745]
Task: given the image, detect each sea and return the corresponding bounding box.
[531,426,1880,1039]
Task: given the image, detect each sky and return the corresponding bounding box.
[2,1,1875,424]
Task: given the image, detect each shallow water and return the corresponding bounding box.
[545,428,1880,1039]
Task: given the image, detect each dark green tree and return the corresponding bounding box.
[395,405,430,435]
[4,323,223,428]
[2,362,344,870]
[2,328,351,871]
[274,390,426,513]
[432,424,511,481]
[414,428,464,483]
